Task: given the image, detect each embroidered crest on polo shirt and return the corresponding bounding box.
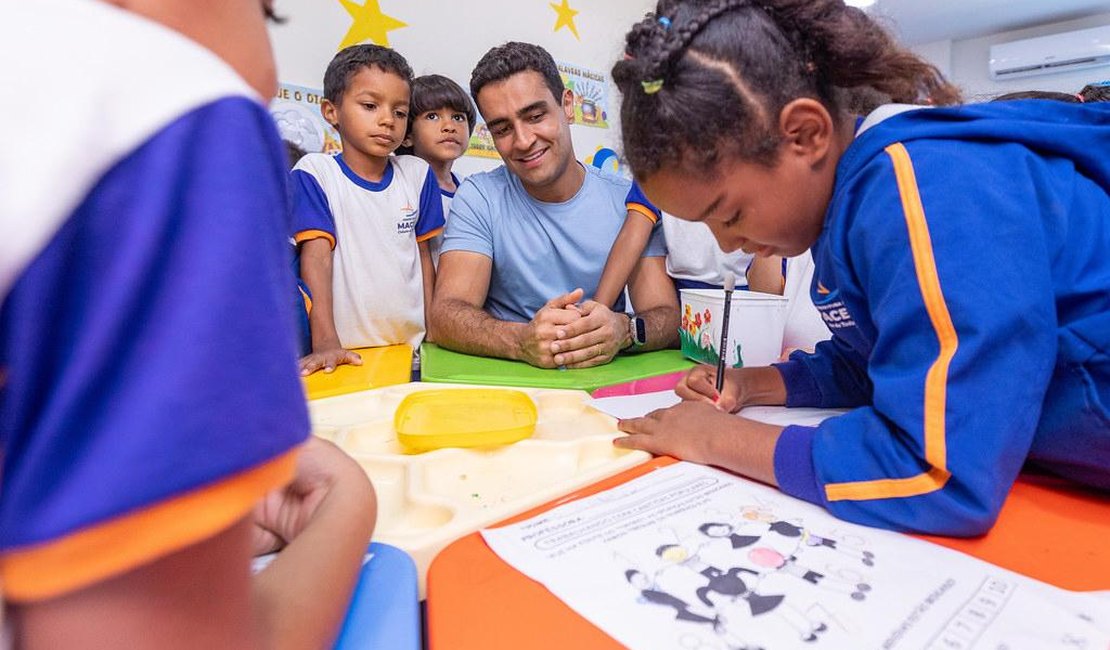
[397,204,417,235]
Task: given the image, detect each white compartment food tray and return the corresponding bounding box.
[308,382,651,597]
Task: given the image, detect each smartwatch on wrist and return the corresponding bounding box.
[626,313,647,349]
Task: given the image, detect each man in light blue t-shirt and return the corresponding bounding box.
[432,42,679,368]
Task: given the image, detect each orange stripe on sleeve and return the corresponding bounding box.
[299,285,313,315]
[0,449,299,602]
[626,203,659,224]
[416,226,444,243]
[824,143,956,503]
[294,229,336,249]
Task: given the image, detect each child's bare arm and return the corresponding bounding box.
[251,438,377,650]
[299,238,361,375]
[12,519,263,650]
[594,211,656,307]
[13,441,375,650]
[746,255,785,295]
[418,239,436,342]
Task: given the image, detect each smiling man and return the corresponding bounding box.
[431,42,679,368]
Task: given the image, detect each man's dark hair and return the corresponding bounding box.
[469,42,566,110]
[410,74,477,136]
[323,44,413,104]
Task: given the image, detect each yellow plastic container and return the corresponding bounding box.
[394,388,537,452]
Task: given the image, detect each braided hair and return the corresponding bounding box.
[612,0,960,178]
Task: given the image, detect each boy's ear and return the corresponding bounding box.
[320,99,339,129]
[778,98,835,166]
[401,134,413,148]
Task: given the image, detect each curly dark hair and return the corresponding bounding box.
[469,42,565,113]
[323,44,413,104]
[612,0,960,179]
[1079,82,1110,103]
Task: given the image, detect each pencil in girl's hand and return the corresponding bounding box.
[715,272,736,397]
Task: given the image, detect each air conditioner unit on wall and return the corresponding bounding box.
[989,24,1110,80]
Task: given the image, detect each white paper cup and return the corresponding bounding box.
[679,289,789,367]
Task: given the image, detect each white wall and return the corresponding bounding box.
[268,0,653,177]
[909,40,952,79]
[912,12,1110,102]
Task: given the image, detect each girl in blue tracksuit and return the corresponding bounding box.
[611,0,1110,536]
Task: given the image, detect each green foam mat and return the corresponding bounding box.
[420,344,694,393]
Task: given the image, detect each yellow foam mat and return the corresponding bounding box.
[302,345,413,401]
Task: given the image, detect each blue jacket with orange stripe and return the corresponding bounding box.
[771,101,1110,536]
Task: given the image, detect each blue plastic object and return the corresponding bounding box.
[333,542,420,650]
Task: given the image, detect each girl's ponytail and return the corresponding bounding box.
[765,0,960,105]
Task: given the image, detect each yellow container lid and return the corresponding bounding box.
[394,388,537,452]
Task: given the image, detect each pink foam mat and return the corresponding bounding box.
[589,370,686,398]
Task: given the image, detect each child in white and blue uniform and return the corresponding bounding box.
[0,2,375,644]
[292,45,445,376]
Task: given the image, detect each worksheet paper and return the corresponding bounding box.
[586,389,848,427]
[482,462,1110,650]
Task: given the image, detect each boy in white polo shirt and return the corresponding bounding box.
[292,45,445,375]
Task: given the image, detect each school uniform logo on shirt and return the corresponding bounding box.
[813,282,857,331]
[396,205,417,235]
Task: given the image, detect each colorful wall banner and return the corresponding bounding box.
[270,83,342,155]
[465,122,501,160]
[558,61,610,129]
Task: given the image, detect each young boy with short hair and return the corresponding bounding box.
[400,74,476,265]
[293,45,445,375]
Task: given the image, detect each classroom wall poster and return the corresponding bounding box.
[270,83,342,155]
[465,121,501,160]
[558,60,610,129]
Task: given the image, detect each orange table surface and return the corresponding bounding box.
[426,457,1110,650]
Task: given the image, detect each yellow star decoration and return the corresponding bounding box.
[337,0,407,49]
[550,0,580,40]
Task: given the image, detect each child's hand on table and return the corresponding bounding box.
[617,365,789,486]
[613,401,736,465]
[300,347,363,376]
[251,437,375,556]
[614,393,785,487]
[678,365,743,412]
[676,364,787,413]
[250,438,375,649]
